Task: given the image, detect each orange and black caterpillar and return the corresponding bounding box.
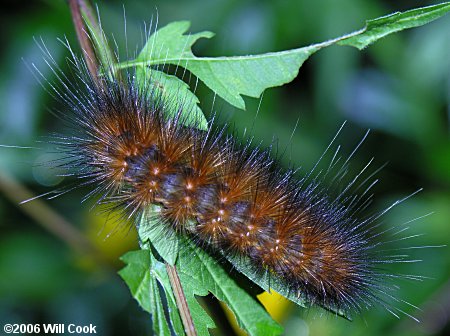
[40,41,421,320]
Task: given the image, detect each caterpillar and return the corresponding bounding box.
[26,2,440,333]
[34,44,421,320]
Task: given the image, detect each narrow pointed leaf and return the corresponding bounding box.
[338,2,450,49]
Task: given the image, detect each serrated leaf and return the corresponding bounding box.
[223,253,307,309]
[137,21,215,62]
[181,48,319,110]
[118,21,320,110]
[122,221,283,335]
[119,247,216,336]
[138,205,180,266]
[117,3,450,110]
[135,66,208,130]
[337,2,450,50]
[119,250,183,336]
[175,238,283,336]
[224,253,351,320]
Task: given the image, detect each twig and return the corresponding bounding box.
[0,170,107,266]
[166,263,198,336]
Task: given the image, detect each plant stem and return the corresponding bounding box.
[166,263,197,336]
[68,0,99,82]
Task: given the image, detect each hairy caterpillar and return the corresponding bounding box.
[34,35,418,319]
[22,2,448,334]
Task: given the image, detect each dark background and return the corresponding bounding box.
[0,0,449,335]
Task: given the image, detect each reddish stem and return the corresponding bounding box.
[68,0,98,81]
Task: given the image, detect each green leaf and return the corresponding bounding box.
[180,47,319,110]
[175,238,283,336]
[79,1,116,79]
[223,253,307,308]
[121,225,283,335]
[137,21,215,62]
[337,2,450,49]
[116,3,450,110]
[134,21,317,110]
[138,205,179,266]
[135,66,208,130]
[119,250,184,336]
[224,253,350,320]
[118,21,320,110]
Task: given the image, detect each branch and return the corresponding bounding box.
[0,170,108,266]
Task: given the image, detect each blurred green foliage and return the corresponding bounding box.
[0,0,449,335]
